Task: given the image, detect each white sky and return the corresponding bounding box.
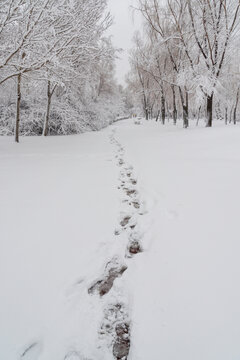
[107,0,142,85]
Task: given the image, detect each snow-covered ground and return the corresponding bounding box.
[1,120,240,360]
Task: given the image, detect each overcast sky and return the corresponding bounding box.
[107,0,142,85]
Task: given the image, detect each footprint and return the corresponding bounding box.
[120,214,137,230]
[124,188,137,197]
[114,228,122,236]
[118,159,124,166]
[130,178,137,185]
[127,240,142,257]
[120,216,131,227]
[131,200,140,209]
[88,259,127,297]
[113,323,131,360]
[99,303,130,360]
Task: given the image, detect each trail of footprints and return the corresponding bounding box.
[20,130,145,360]
[88,129,146,359]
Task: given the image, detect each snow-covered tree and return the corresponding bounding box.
[0,0,121,141]
[128,0,240,127]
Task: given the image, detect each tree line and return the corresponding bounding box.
[127,0,240,128]
[0,0,126,142]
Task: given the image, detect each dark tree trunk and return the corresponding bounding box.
[15,73,21,143]
[172,85,177,125]
[206,93,213,127]
[43,81,56,136]
[173,108,177,125]
[145,107,148,120]
[225,107,228,125]
[43,81,52,136]
[179,87,189,128]
[161,93,165,125]
[146,109,149,120]
[149,106,153,120]
[142,93,148,120]
[196,106,201,126]
[183,105,188,128]
[155,110,160,122]
[183,91,189,129]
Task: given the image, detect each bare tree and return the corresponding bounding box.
[129,0,240,127]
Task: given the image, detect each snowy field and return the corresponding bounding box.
[1,119,240,360]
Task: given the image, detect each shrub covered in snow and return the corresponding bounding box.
[0,99,124,136]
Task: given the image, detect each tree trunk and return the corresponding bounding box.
[225,107,228,125]
[143,93,148,120]
[146,109,149,120]
[155,110,160,122]
[15,73,21,143]
[149,106,153,120]
[183,91,189,129]
[206,93,213,127]
[172,85,177,125]
[43,81,55,136]
[233,86,240,125]
[183,105,188,128]
[196,106,201,126]
[173,108,177,125]
[145,107,148,120]
[178,87,188,128]
[161,93,165,125]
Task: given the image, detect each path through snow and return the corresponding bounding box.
[1,120,240,360]
[87,128,149,359]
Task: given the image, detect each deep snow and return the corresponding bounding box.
[1,120,240,360]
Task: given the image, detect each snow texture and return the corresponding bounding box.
[1,119,240,359]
